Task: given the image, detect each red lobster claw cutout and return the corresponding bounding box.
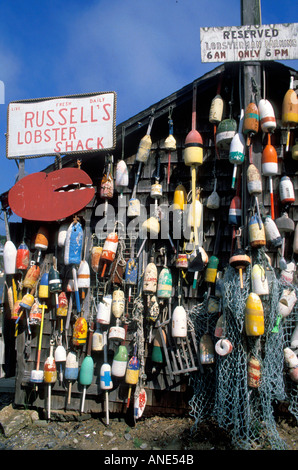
[8,167,95,221]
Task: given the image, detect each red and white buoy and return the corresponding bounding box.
[258,98,276,134]
[100,232,119,277]
[262,133,278,219]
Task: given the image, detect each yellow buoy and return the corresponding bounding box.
[245,293,264,336]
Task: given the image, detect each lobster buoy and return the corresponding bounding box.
[258,98,276,133]
[112,345,128,377]
[292,139,298,160]
[72,316,88,346]
[247,164,262,195]
[205,256,219,284]
[64,221,84,266]
[245,293,264,336]
[101,232,118,277]
[100,363,113,390]
[186,190,203,231]
[229,249,251,289]
[77,260,90,296]
[23,263,40,290]
[34,226,49,263]
[142,216,160,238]
[248,215,266,248]
[115,160,129,196]
[127,197,141,218]
[152,329,166,363]
[157,267,172,299]
[65,351,79,404]
[216,118,237,150]
[214,315,225,338]
[175,253,188,269]
[3,241,17,275]
[228,195,241,227]
[229,110,245,188]
[143,261,158,294]
[209,94,224,124]
[91,246,102,273]
[284,348,298,383]
[279,175,295,205]
[173,184,187,211]
[264,216,283,248]
[262,133,278,219]
[57,223,68,248]
[96,294,112,325]
[125,352,140,409]
[136,134,152,164]
[56,292,68,318]
[171,305,187,338]
[200,333,215,364]
[282,76,298,151]
[247,356,261,388]
[251,264,269,296]
[112,289,125,318]
[215,338,233,356]
[243,102,259,144]
[184,129,203,167]
[16,241,30,271]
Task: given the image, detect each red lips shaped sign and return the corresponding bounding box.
[8,167,95,221]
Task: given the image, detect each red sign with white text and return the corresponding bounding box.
[6,91,116,159]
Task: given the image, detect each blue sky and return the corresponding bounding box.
[0,0,297,235]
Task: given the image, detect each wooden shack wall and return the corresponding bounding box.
[3,61,298,416]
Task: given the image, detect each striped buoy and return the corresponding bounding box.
[248,215,266,248]
[205,256,219,284]
[157,267,172,299]
[228,195,241,226]
[279,175,295,205]
[258,98,276,133]
[245,293,264,336]
[247,356,261,388]
[243,102,259,144]
[112,345,128,378]
[216,118,237,150]
[101,232,119,277]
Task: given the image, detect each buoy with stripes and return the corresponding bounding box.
[248,214,266,248]
[143,253,157,294]
[157,267,172,299]
[44,341,57,420]
[216,118,237,150]
[72,316,88,346]
[34,226,49,264]
[205,255,219,284]
[279,175,295,205]
[243,102,259,145]
[125,349,140,409]
[245,293,264,336]
[229,110,245,188]
[282,76,298,151]
[112,345,128,378]
[258,98,276,133]
[65,351,79,405]
[228,195,241,227]
[262,133,278,219]
[100,232,118,277]
[79,325,94,413]
[247,356,261,388]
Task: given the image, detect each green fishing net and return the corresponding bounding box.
[189,247,298,450]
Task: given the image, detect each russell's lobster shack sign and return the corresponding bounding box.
[200,23,298,63]
[6,91,117,159]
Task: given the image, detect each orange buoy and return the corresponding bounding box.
[243,102,259,145]
[262,133,278,219]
